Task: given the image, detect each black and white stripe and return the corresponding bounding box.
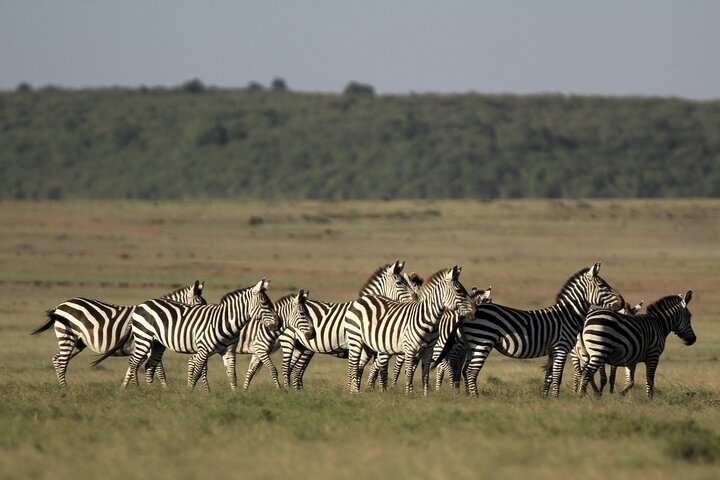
[460,263,624,397]
[569,300,642,394]
[279,261,415,390]
[31,281,206,387]
[579,292,696,398]
[120,279,278,392]
[189,290,315,391]
[344,266,475,395]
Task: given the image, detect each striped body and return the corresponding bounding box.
[189,291,314,390]
[580,292,696,398]
[368,285,492,391]
[569,301,643,394]
[280,261,415,390]
[461,263,624,397]
[344,266,475,395]
[32,281,205,387]
[123,279,278,392]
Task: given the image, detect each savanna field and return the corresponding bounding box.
[1,199,719,480]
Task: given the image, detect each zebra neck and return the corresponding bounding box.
[218,302,250,335]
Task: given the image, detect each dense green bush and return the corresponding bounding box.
[1,87,718,200]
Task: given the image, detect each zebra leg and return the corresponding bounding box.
[144,343,166,387]
[291,350,314,390]
[256,348,282,389]
[355,347,374,393]
[435,358,447,391]
[620,364,636,396]
[367,353,390,392]
[222,350,238,392]
[189,349,210,392]
[541,354,555,396]
[450,349,464,391]
[155,361,168,388]
[421,353,432,396]
[549,349,569,397]
[609,366,618,394]
[645,358,658,399]
[123,340,151,388]
[243,354,263,390]
[365,356,381,391]
[579,356,603,396]
[53,332,82,388]
[570,350,582,394]
[390,354,405,388]
[598,365,608,393]
[404,355,420,395]
[347,344,363,394]
[464,344,492,398]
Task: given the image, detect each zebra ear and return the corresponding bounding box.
[194,280,203,294]
[684,290,693,305]
[253,279,269,293]
[481,286,492,303]
[630,301,643,314]
[590,262,601,277]
[298,289,308,303]
[451,265,462,280]
[392,260,404,274]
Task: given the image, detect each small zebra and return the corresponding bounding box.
[461,263,624,397]
[31,281,206,387]
[569,300,643,394]
[279,261,416,390]
[97,279,278,392]
[344,266,475,395]
[188,290,315,391]
[579,292,696,399]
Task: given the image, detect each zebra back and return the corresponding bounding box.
[358,260,415,302]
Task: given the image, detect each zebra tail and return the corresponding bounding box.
[31,309,57,335]
[90,330,132,367]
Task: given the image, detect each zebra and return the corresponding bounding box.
[188,290,315,391]
[279,260,416,391]
[31,281,206,387]
[568,300,643,394]
[461,263,625,397]
[108,279,278,391]
[579,292,696,399]
[344,266,476,395]
[365,282,492,392]
[432,286,493,392]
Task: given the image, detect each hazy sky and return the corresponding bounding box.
[2,1,719,99]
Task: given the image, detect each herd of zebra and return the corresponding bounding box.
[32,261,697,399]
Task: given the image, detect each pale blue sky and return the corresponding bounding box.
[1,1,719,99]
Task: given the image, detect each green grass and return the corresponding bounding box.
[1,199,719,479]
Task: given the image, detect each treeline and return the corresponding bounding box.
[1,82,719,200]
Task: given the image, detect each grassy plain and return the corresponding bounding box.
[1,199,719,480]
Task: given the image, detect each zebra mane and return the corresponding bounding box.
[358,263,394,295]
[555,267,591,303]
[219,286,271,306]
[419,268,462,296]
[274,293,295,308]
[646,295,683,317]
[161,284,193,299]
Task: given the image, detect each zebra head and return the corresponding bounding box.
[431,284,493,366]
[249,279,279,332]
[471,285,493,305]
[422,266,475,319]
[163,280,207,305]
[276,290,315,341]
[647,291,696,346]
[358,260,415,302]
[619,300,643,315]
[557,262,624,313]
